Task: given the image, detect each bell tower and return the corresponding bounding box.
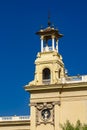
[29,24,65,86]
[25,23,65,130]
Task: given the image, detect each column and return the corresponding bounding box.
[30,103,36,130]
[41,36,44,52]
[56,39,59,53]
[52,35,55,51]
[54,101,61,130]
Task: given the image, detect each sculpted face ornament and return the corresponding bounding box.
[41,108,51,121]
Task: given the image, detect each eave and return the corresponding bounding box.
[24,82,87,93]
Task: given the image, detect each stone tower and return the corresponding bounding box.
[25,21,87,130]
[29,24,65,86]
[25,23,65,130]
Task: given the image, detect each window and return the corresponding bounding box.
[42,68,50,84]
[43,68,50,79]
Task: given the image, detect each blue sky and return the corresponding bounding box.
[0,0,87,116]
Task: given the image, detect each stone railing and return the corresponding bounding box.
[43,46,52,52]
[62,75,87,84]
[43,46,57,52]
[0,115,30,122]
[43,79,50,85]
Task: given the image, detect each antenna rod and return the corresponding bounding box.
[48,12,51,27]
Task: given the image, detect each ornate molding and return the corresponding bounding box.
[30,101,61,126]
[30,101,61,107]
[35,102,55,126]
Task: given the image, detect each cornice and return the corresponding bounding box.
[24,82,87,93]
[0,120,30,127]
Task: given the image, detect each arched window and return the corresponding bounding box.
[42,68,50,84]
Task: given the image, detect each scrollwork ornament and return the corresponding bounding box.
[37,104,44,110]
[47,103,53,109]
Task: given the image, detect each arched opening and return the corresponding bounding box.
[42,68,50,84]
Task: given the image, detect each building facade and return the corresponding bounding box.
[0,22,87,130]
[25,23,87,130]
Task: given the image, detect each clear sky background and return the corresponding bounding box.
[0,0,87,116]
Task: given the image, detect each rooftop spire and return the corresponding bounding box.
[48,12,51,27]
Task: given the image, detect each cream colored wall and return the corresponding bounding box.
[29,87,87,130]
[33,51,64,86]
[0,125,30,130]
[30,91,60,102]
[60,90,87,125]
[1,88,87,130]
[36,124,54,130]
[60,100,87,124]
[30,90,61,130]
[30,105,36,130]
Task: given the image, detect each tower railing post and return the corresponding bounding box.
[41,36,44,52]
[52,35,55,51]
[56,39,59,53]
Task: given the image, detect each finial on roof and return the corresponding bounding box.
[48,12,51,27]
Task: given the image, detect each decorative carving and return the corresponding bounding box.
[37,104,44,110]
[36,102,55,126]
[47,103,54,109]
[30,101,61,126]
[30,101,61,107]
[41,108,51,121]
